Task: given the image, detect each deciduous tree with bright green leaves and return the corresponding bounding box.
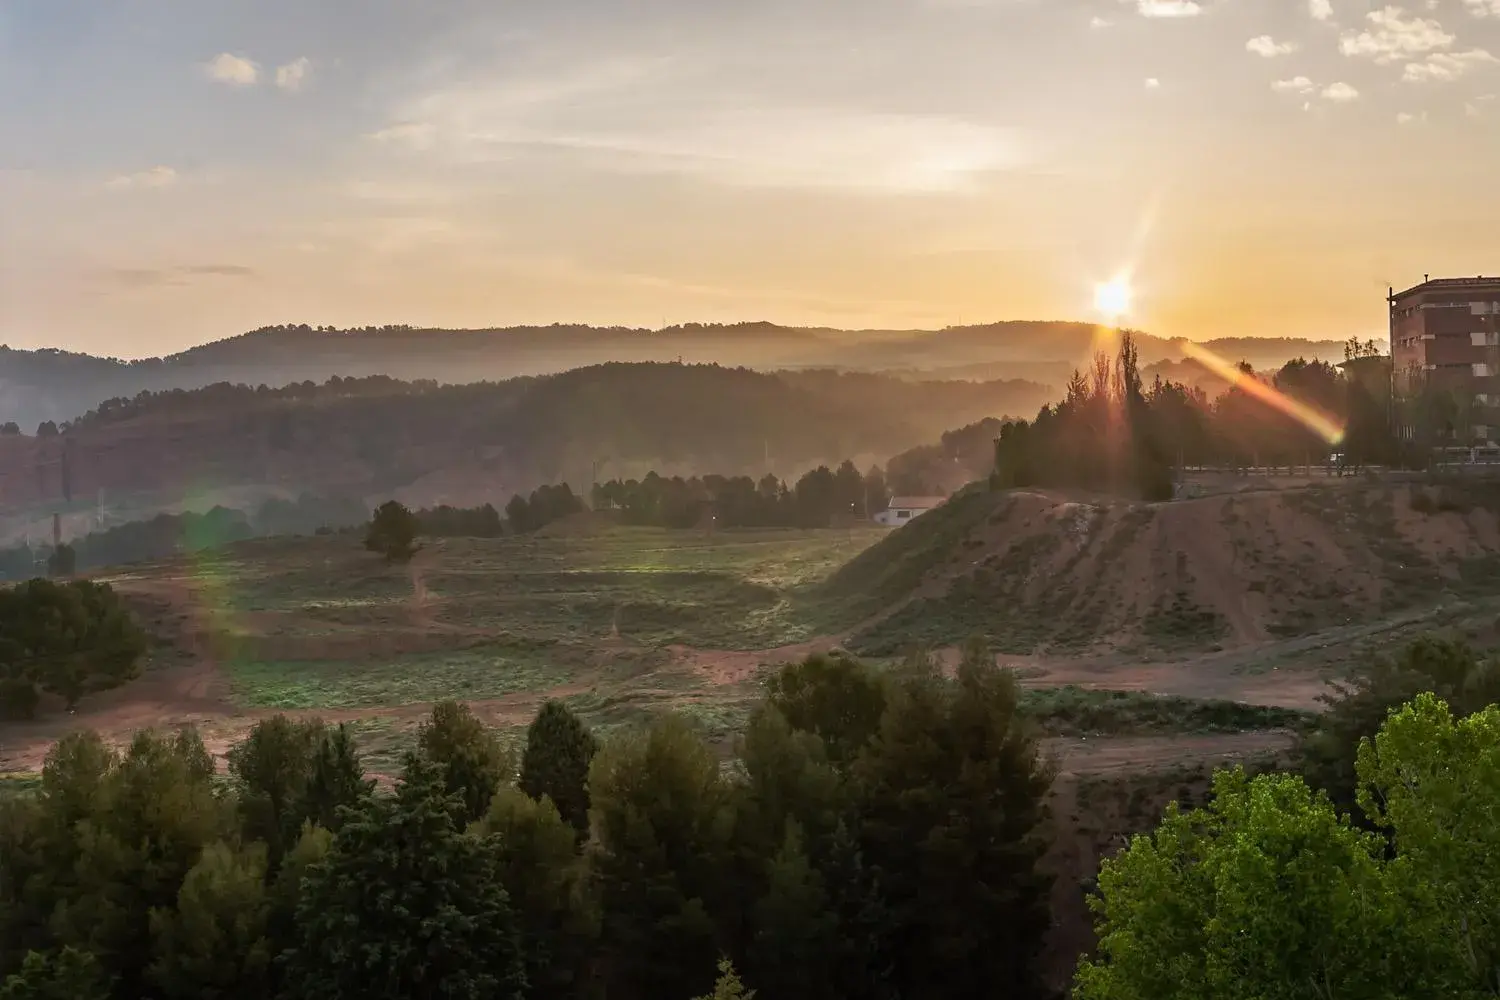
[1077,692,1500,1000]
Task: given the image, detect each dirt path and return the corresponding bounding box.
[1009,658,1332,710]
[1041,730,1297,776]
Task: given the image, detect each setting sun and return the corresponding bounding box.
[1094,277,1133,320]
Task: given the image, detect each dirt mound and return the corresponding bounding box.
[532,509,623,537]
[839,480,1500,656]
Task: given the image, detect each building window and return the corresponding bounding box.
[1477,425,1490,440]
[1475,363,1493,377]
[896,509,911,519]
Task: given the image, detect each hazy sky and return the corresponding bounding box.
[1,0,1497,358]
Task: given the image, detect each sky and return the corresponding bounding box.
[0,0,1497,359]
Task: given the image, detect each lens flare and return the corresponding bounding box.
[1178,340,1346,446]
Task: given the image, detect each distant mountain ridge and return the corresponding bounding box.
[0,321,1354,427]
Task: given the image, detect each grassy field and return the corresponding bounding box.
[105,527,887,723]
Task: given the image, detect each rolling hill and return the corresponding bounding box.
[0,321,1351,427]
[825,478,1500,659]
[0,363,1054,532]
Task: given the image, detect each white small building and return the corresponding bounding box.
[875,496,947,527]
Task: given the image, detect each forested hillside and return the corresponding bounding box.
[0,363,1051,524]
[0,321,1349,427]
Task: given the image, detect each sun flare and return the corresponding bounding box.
[1094,277,1133,320]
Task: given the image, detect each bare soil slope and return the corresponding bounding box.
[837,479,1500,656]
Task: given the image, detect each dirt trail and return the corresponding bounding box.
[1042,730,1296,776]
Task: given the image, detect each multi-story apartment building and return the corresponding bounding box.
[1390,275,1500,442]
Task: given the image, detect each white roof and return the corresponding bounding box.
[887,496,947,510]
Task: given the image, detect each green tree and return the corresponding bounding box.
[476,785,600,1000]
[264,824,333,993]
[0,579,147,715]
[363,500,419,563]
[300,723,373,832]
[1355,693,1500,993]
[744,821,840,1000]
[226,715,325,870]
[694,958,755,1000]
[1303,636,1500,815]
[416,700,514,823]
[762,652,887,770]
[29,728,231,999]
[732,705,871,1000]
[589,715,733,1000]
[0,948,110,1000]
[852,655,1054,1000]
[280,753,527,1000]
[147,841,271,1000]
[1077,694,1500,1000]
[1074,769,1414,1000]
[518,699,599,839]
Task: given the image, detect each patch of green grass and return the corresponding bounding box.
[0,773,42,798]
[212,528,887,651]
[1141,590,1230,649]
[1021,686,1314,737]
[224,641,578,709]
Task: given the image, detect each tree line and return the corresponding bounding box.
[0,495,370,582]
[990,333,1404,501]
[590,461,888,529]
[2,632,1495,998]
[0,648,1059,1000]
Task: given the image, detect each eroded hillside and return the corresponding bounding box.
[836,480,1500,656]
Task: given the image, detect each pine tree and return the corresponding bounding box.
[147,841,271,1000]
[300,723,374,832]
[227,716,324,870]
[589,716,732,1000]
[280,753,527,1000]
[852,655,1055,1000]
[477,786,600,1000]
[518,700,599,839]
[363,501,419,563]
[416,700,514,823]
[0,948,111,1000]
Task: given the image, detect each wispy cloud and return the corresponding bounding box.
[104,265,256,289]
[104,166,178,190]
[1340,7,1453,63]
[370,59,1028,195]
[1310,0,1334,21]
[1402,48,1497,80]
[203,52,259,86]
[1322,81,1360,101]
[1145,77,1162,88]
[1465,0,1500,17]
[1247,35,1298,57]
[1272,75,1317,92]
[1125,0,1202,17]
[1090,15,1113,27]
[275,57,312,92]
[1396,110,1428,123]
